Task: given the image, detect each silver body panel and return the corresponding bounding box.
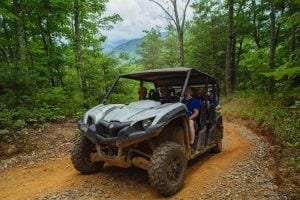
[83,100,187,126]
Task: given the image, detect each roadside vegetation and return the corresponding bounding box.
[223,91,299,168]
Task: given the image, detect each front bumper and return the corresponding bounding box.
[78,120,164,147]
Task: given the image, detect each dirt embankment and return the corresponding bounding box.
[0,121,292,200]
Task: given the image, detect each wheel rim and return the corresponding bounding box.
[166,156,183,185]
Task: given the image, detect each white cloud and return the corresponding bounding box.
[103,0,194,42]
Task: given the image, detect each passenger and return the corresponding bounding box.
[138,87,147,100]
[194,88,205,101]
[182,86,201,145]
[207,90,220,110]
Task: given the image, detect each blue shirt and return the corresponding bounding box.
[182,97,201,117]
[209,97,218,108]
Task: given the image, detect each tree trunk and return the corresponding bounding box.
[231,33,236,89]
[268,0,276,93]
[12,0,25,61]
[211,16,217,76]
[290,2,296,61]
[21,5,34,70]
[149,0,190,67]
[2,16,14,62]
[74,0,87,99]
[178,31,185,66]
[38,16,55,87]
[225,0,235,95]
[172,0,185,66]
[251,0,261,48]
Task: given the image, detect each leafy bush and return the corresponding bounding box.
[0,129,9,139]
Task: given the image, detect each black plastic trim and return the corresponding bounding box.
[157,106,187,123]
[116,123,165,147]
[78,120,117,145]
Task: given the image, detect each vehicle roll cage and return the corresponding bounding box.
[102,67,220,104]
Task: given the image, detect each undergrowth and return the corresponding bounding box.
[222,91,300,170]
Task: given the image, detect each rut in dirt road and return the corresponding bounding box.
[0,123,282,200]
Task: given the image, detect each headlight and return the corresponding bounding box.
[142,118,154,129]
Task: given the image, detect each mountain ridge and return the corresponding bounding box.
[103,32,168,58]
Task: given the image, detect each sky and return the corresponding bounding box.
[103,0,194,43]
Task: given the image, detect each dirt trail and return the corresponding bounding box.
[0,123,252,200]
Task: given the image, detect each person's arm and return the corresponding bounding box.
[189,109,199,120]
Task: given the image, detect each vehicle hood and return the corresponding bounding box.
[83,100,186,125]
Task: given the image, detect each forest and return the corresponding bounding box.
[0,0,299,172]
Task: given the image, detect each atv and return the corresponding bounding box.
[71,67,223,196]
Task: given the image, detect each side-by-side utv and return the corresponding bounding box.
[71,67,223,196]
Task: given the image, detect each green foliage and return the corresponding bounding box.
[262,64,300,80]
[0,0,122,136]
[137,26,181,68]
[223,91,300,170]
[137,28,164,69]
[186,0,227,79]
[160,25,180,67]
[291,156,300,170]
[223,91,300,147]
[0,129,9,137]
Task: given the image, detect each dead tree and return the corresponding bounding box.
[149,0,191,66]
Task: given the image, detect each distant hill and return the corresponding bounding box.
[112,37,143,58]
[103,32,168,59]
[102,39,129,54]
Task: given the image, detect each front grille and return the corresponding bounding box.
[96,121,130,137]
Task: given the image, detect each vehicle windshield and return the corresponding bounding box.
[104,78,154,104]
[103,76,219,105]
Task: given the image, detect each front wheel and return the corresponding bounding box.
[148,142,187,196]
[71,136,104,174]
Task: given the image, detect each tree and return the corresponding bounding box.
[268,0,276,93]
[149,0,191,66]
[137,28,163,69]
[161,25,179,67]
[74,0,86,98]
[71,0,121,101]
[0,0,122,127]
[225,0,235,95]
[185,0,227,79]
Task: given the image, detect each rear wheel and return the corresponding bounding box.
[211,139,222,153]
[148,142,187,196]
[71,136,104,174]
[211,125,223,153]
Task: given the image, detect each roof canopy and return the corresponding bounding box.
[121,67,218,87]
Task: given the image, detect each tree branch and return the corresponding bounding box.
[181,0,191,29]
[171,0,180,25]
[149,0,177,25]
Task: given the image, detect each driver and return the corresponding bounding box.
[159,86,171,103]
[182,86,201,145]
[159,86,170,99]
[159,86,178,103]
